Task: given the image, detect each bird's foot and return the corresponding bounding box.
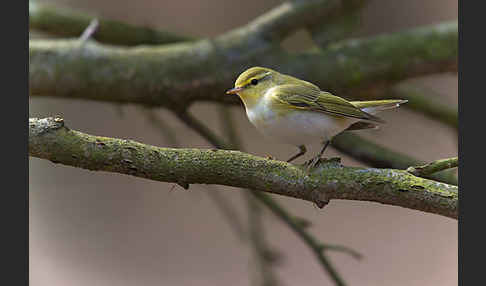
[313,200,329,209]
[303,157,342,172]
[304,156,321,172]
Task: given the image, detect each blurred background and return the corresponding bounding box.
[29,0,458,285]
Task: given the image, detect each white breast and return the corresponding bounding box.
[245,94,356,146]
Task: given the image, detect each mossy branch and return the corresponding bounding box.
[29,19,457,108]
[29,117,458,219]
[29,0,457,130]
[29,0,192,46]
[407,157,458,177]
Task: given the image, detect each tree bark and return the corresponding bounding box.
[29,117,458,219]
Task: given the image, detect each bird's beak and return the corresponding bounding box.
[226,87,243,95]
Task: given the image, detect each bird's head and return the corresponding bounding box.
[226,67,280,107]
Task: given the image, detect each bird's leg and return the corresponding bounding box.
[286,145,307,163]
[306,140,331,170]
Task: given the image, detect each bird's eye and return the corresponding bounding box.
[250,79,258,85]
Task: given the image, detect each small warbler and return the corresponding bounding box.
[226,67,407,168]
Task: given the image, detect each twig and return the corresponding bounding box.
[407,157,458,177]
[218,106,241,150]
[251,191,346,286]
[175,111,233,150]
[247,193,280,286]
[78,18,99,42]
[141,108,179,147]
[331,132,458,185]
[322,244,363,260]
[204,188,248,241]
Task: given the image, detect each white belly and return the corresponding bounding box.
[246,102,356,146]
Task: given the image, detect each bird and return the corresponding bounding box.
[226,66,408,169]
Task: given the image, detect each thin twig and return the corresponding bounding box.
[218,106,241,150]
[79,18,99,42]
[175,111,233,150]
[247,193,280,286]
[322,244,363,260]
[141,108,179,147]
[331,132,458,185]
[204,187,248,241]
[251,191,346,286]
[407,157,458,177]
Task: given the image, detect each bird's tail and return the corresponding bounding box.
[350,99,408,115]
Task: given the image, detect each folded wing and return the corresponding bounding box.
[269,84,385,123]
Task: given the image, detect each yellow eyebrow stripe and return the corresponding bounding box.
[240,72,272,87]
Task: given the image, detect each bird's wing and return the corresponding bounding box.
[268,84,385,123]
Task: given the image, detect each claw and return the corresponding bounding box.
[303,140,331,172]
[307,157,320,171]
[302,156,320,173]
[314,200,329,209]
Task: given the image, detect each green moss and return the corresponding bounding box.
[30,116,458,219]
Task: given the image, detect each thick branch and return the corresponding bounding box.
[407,157,458,177]
[29,117,458,219]
[29,22,457,108]
[29,0,192,46]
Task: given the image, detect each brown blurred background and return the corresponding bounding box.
[29,0,458,285]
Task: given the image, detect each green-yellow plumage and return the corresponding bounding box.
[226,67,407,166]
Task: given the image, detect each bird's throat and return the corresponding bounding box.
[238,93,260,110]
